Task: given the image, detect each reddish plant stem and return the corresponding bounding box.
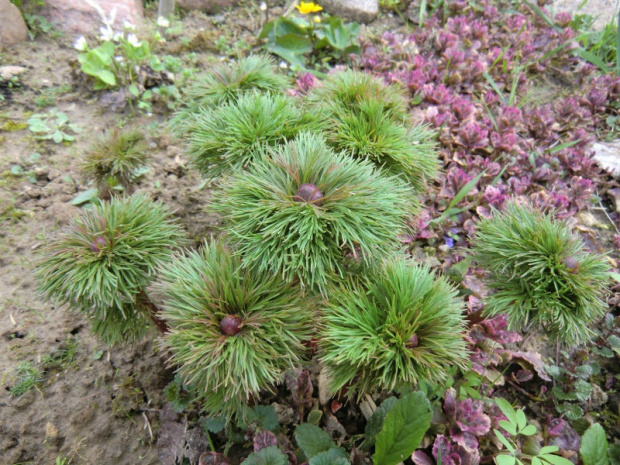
[137,289,169,333]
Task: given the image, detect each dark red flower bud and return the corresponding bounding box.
[294,183,324,206]
[220,314,243,336]
[406,334,419,348]
[562,256,579,272]
[90,236,108,253]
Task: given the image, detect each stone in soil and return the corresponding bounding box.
[320,0,379,23]
[40,0,144,35]
[592,140,620,179]
[0,0,28,48]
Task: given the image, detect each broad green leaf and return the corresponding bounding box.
[309,447,349,465]
[580,423,609,465]
[539,446,560,454]
[362,397,397,449]
[95,69,116,86]
[52,131,63,143]
[515,410,527,431]
[307,410,322,426]
[202,415,226,433]
[520,425,537,436]
[494,429,516,453]
[373,392,432,465]
[495,399,517,426]
[128,84,140,98]
[532,457,542,465]
[71,188,99,206]
[295,423,335,459]
[541,454,577,465]
[607,335,620,355]
[496,454,517,465]
[10,165,24,175]
[499,420,517,436]
[242,446,288,465]
[251,405,280,433]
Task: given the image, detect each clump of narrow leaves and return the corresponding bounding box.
[472,201,609,344]
[80,127,149,198]
[308,70,439,188]
[155,240,314,419]
[320,258,468,398]
[212,132,417,294]
[186,55,288,105]
[35,194,186,344]
[170,55,289,136]
[186,92,324,179]
[307,70,410,121]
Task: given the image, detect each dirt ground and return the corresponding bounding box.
[0,9,242,465]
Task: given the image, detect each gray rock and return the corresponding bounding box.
[176,0,238,14]
[0,65,27,81]
[592,140,620,178]
[321,0,378,23]
[40,0,143,35]
[0,0,28,48]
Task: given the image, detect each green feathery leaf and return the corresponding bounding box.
[170,55,290,136]
[80,127,149,196]
[212,132,418,294]
[472,201,610,344]
[155,240,315,420]
[306,70,439,188]
[319,258,468,398]
[35,194,187,345]
[186,92,324,180]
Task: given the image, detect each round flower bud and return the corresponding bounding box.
[295,183,324,206]
[90,236,108,253]
[220,314,243,336]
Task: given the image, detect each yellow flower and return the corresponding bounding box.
[295,1,323,14]
[313,15,321,23]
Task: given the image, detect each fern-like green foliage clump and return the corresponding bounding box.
[307,70,410,121]
[307,70,439,189]
[80,127,149,198]
[213,132,417,294]
[35,194,186,344]
[170,55,289,136]
[320,259,468,398]
[472,202,610,344]
[155,240,314,419]
[186,92,324,179]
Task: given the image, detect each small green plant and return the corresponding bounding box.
[579,423,620,465]
[155,240,314,419]
[213,132,417,294]
[259,2,361,72]
[80,127,149,199]
[42,335,79,372]
[74,22,177,113]
[307,70,439,189]
[472,201,610,344]
[10,361,44,397]
[185,92,324,180]
[35,194,187,345]
[320,259,468,398]
[170,55,289,138]
[493,398,573,465]
[27,109,81,143]
[570,13,620,73]
[34,84,73,108]
[544,358,597,420]
[9,152,44,184]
